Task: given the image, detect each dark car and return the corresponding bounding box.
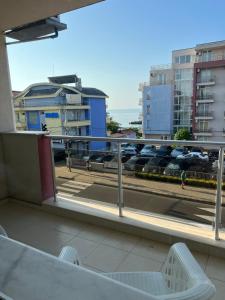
[143,157,171,173]
[164,158,212,176]
[140,145,156,157]
[124,156,150,171]
[53,149,66,162]
[208,150,219,162]
[154,146,172,158]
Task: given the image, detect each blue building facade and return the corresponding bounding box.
[14,78,108,151]
[142,85,173,139]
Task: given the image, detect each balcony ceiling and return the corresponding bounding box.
[0,0,103,31]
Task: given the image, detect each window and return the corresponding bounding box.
[29,112,39,125]
[201,51,212,62]
[200,69,212,82]
[175,69,192,80]
[146,105,150,114]
[157,73,166,84]
[174,55,191,64]
[146,120,150,129]
[198,121,208,131]
[198,86,212,99]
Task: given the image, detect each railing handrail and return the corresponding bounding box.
[48,134,225,148]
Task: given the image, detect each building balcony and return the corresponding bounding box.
[63,120,91,127]
[196,53,225,63]
[0,133,225,299]
[150,64,171,70]
[196,76,216,86]
[194,128,213,136]
[196,95,214,104]
[195,111,213,119]
[14,104,90,112]
[138,82,149,91]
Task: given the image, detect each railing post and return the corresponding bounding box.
[214,147,224,240]
[117,142,124,217]
[50,139,57,202]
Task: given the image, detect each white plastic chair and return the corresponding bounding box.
[58,246,81,266]
[0,225,8,237]
[104,243,216,300]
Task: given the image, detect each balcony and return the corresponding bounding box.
[63,120,91,127]
[196,53,225,63]
[196,76,216,86]
[196,94,214,104]
[138,82,149,91]
[195,111,213,119]
[14,104,90,111]
[1,133,225,299]
[150,64,171,70]
[194,128,213,136]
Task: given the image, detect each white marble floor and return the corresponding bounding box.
[0,201,224,299]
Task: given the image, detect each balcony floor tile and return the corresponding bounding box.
[1,200,225,297]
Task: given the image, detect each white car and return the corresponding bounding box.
[177,152,209,161]
[122,146,137,156]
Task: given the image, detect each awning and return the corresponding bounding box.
[0,0,103,31]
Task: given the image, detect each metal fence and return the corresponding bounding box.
[49,135,225,241]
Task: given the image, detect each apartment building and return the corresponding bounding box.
[193,40,225,141]
[14,75,108,150]
[140,39,225,141]
[139,65,173,139]
[172,47,195,133]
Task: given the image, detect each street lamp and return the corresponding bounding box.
[5,16,67,45]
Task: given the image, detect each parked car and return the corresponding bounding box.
[164,158,212,176]
[155,145,173,157]
[212,159,225,172]
[177,152,209,161]
[122,146,137,156]
[95,154,115,163]
[164,161,182,176]
[143,157,171,173]
[124,156,150,171]
[53,149,66,162]
[171,147,188,158]
[140,145,156,157]
[208,150,219,162]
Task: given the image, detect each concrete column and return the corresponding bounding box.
[0,34,16,132]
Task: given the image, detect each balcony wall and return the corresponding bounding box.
[0,135,7,199]
[0,132,54,204]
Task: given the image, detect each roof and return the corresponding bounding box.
[80,87,108,97]
[196,40,225,51]
[48,74,79,84]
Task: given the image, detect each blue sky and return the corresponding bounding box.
[8,0,225,109]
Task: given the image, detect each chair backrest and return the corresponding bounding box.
[161,243,215,300]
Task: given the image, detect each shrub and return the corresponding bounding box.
[135,172,224,190]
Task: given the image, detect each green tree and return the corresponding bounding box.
[174,128,191,140]
[127,127,142,138]
[107,120,120,134]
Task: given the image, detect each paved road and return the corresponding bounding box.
[56,178,225,225]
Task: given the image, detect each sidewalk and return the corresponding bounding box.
[55,164,224,205]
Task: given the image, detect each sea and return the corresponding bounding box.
[108,108,141,128]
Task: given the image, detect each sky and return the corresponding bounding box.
[7,0,225,110]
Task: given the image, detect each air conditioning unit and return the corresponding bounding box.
[197,86,200,90]
[66,94,81,105]
[197,68,201,73]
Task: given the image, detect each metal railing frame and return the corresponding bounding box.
[49,135,225,240]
